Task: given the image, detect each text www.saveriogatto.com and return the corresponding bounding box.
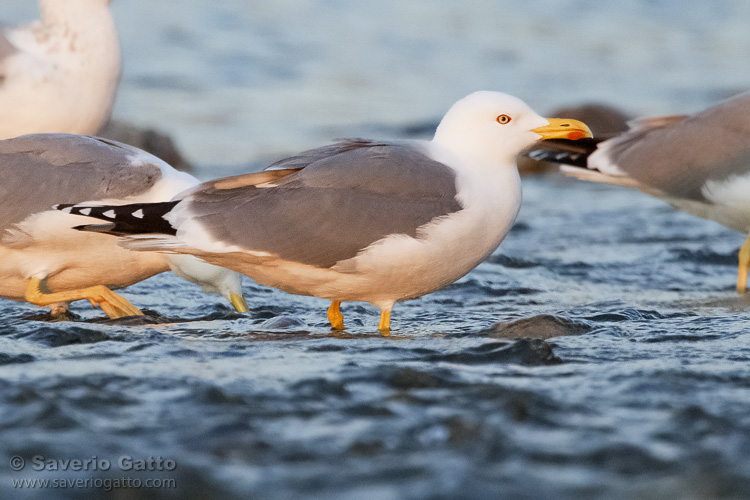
[9,455,177,492]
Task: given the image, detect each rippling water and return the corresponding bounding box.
[8,0,750,169]
[4,1,750,499]
[3,179,750,499]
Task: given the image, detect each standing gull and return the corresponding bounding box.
[0,0,120,138]
[0,134,248,318]
[67,91,592,331]
[526,92,750,293]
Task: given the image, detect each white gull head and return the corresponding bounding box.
[167,255,249,312]
[432,91,591,169]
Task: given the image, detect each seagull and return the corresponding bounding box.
[0,0,120,138]
[65,91,592,331]
[526,92,750,293]
[1,133,248,319]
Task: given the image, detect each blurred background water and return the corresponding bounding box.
[3,1,750,499]
[9,0,750,170]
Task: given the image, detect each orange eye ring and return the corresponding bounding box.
[496,114,512,125]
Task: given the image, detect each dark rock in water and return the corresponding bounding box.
[88,309,172,325]
[422,338,562,366]
[384,366,461,390]
[259,314,307,329]
[482,314,592,339]
[97,119,194,172]
[518,102,630,175]
[15,326,117,347]
[0,353,34,365]
[548,103,631,136]
[22,309,82,322]
[669,247,738,265]
[487,253,542,268]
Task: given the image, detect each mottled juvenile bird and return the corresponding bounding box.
[0,0,120,138]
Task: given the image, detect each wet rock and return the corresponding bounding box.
[488,253,543,268]
[585,308,692,323]
[0,353,34,365]
[422,339,562,366]
[259,314,307,329]
[306,343,347,352]
[482,314,592,339]
[22,309,82,322]
[548,103,631,136]
[385,366,459,390]
[97,119,194,172]
[187,309,249,322]
[15,326,116,347]
[669,247,738,265]
[89,309,172,325]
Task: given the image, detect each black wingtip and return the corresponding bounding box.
[60,201,179,236]
[525,138,602,168]
[73,223,117,234]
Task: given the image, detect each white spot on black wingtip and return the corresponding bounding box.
[528,150,546,160]
[103,209,116,219]
[132,209,144,219]
[53,204,72,213]
[80,207,92,216]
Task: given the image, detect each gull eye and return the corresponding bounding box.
[496,114,512,125]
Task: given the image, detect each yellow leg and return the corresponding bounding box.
[25,278,143,319]
[378,309,391,332]
[327,301,345,330]
[738,235,750,294]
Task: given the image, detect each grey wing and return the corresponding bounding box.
[183,140,464,268]
[595,93,750,201]
[264,138,389,170]
[0,134,164,231]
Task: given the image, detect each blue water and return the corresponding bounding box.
[9,0,750,169]
[4,1,750,499]
[3,178,750,499]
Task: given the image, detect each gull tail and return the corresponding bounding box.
[55,201,179,236]
[525,138,642,189]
